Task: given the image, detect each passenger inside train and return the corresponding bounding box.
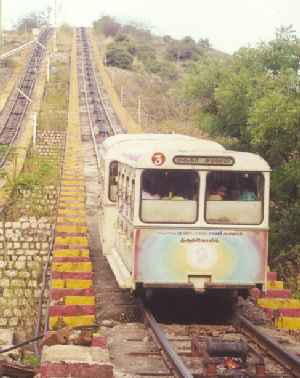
[141,170,199,223]
[206,172,260,201]
[206,172,263,224]
[141,170,198,200]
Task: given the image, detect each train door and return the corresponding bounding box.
[100,160,118,256]
[98,158,106,249]
[115,164,136,274]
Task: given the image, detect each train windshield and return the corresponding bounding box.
[140,170,199,223]
[206,172,264,225]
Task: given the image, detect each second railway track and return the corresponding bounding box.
[0,28,51,167]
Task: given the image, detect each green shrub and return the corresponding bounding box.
[106,45,134,70]
[93,16,121,37]
[115,33,130,43]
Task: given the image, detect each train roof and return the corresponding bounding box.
[101,133,225,156]
[101,134,271,172]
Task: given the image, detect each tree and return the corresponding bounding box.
[198,38,211,49]
[93,16,121,37]
[105,45,134,69]
[16,9,50,33]
[122,21,152,42]
[166,38,200,62]
[182,26,300,289]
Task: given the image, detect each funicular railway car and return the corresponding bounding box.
[98,134,271,296]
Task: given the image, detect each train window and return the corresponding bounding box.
[205,172,264,225]
[108,161,118,202]
[125,176,130,218]
[118,173,125,212]
[130,180,135,220]
[140,170,199,223]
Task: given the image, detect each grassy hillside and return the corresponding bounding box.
[93,16,228,136]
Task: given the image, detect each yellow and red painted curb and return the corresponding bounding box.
[48,31,96,331]
[40,29,114,378]
[257,271,300,330]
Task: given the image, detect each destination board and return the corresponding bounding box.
[173,156,235,166]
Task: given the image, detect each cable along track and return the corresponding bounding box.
[0,28,51,167]
[78,27,124,143]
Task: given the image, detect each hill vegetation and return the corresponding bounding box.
[93,16,217,135]
[182,25,300,290]
[94,18,299,291]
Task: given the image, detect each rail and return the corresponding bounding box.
[78,30,101,169]
[141,303,300,377]
[236,314,300,378]
[79,28,125,136]
[141,303,193,378]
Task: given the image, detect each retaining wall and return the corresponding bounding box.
[0,216,53,339]
[36,130,65,159]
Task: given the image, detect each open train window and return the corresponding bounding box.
[108,161,118,202]
[205,171,264,225]
[130,179,135,221]
[140,170,199,223]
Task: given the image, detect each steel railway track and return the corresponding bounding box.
[0,28,51,168]
[139,303,300,377]
[78,27,124,142]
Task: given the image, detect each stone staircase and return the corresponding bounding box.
[257,271,300,330]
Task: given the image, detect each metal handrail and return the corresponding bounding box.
[0,40,35,60]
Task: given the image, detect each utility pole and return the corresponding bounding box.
[138,96,142,125]
[32,112,37,148]
[0,0,3,49]
[120,86,124,105]
[53,0,57,52]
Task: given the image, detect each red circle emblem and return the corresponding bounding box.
[152,152,166,166]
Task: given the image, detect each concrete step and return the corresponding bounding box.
[267,271,277,281]
[275,316,300,330]
[264,289,291,298]
[49,305,95,317]
[267,280,284,290]
[258,298,300,310]
[260,301,300,329]
[260,306,300,319]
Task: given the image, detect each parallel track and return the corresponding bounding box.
[60,28,300,377]
[78,28,124,140]
[0,28,51,167]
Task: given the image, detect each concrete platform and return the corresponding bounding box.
[40,345,113,378]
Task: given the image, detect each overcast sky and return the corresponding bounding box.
[2,0,299,53]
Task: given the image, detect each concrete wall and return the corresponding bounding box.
[36,130,65,159]
[0,128,65,338]
[0,216,53,338]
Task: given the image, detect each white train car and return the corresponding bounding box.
[98,134,271,295]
